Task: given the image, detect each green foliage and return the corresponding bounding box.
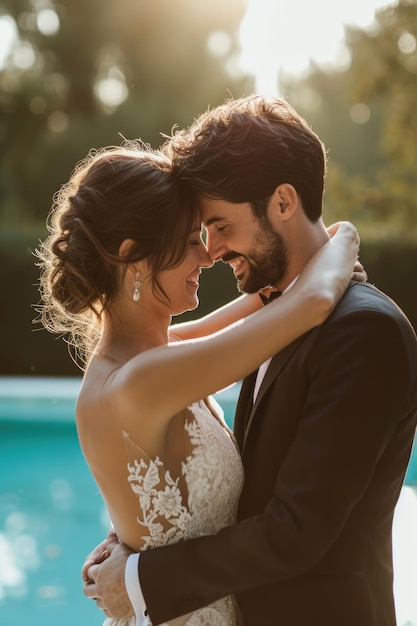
[0,0,251,224]
[346,0,417,234]
[283,0,417,240]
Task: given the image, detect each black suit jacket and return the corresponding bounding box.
[140,283,417,626]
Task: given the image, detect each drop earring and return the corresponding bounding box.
[132,271,142,302]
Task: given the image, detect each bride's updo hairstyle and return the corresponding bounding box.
[36,141,197,367]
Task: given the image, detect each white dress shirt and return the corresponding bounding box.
[125,553,148,625]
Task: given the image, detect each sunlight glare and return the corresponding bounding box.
[208,31,233,57]
[0,15,18,68]
[238,0,397,94]
[12,42,36,70]
[393,487,417,625]
[37,9,60,37]
[94,76,129,110]
[398,32,417,54]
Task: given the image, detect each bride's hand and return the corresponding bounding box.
[326,221,359,243]
[352,260,367,283]
[326,222,367,283]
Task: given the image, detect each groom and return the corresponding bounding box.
[84,96,417,625]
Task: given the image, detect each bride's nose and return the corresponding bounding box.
[199,247,214,269]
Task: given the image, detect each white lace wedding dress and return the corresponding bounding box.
[104,398,244,626]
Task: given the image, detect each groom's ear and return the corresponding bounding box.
[268,184,298,224]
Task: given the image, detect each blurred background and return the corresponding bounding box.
[0,0,416,375]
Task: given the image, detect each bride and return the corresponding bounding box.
[37,142,361,625]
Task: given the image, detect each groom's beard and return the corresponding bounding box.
[237,221,289,294]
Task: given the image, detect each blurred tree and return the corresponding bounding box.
[283,0,417,240]
[346,0,417,236]
[0,0,251,223]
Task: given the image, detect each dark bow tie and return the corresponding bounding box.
[258,290,282,305]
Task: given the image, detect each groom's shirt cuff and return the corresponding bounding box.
[125,553,149,625]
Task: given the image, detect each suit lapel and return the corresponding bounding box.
[242,329,318,452]
[239,282,355,453]
[234,370,258,450]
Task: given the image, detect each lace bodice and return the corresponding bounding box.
[124,398,244,550]
[106,398,244,626]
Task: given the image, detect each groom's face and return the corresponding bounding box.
[200,196,289,294]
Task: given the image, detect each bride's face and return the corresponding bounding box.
[157,226,213,316]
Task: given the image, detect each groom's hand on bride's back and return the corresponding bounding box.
[83,533,134,619]
[81,529,119,583]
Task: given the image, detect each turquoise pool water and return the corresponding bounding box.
[0,377,416,626]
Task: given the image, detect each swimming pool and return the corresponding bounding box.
[1,377,416,626]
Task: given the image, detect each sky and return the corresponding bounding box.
[238,0,396,94]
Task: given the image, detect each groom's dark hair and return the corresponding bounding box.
[163,94,327,222]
